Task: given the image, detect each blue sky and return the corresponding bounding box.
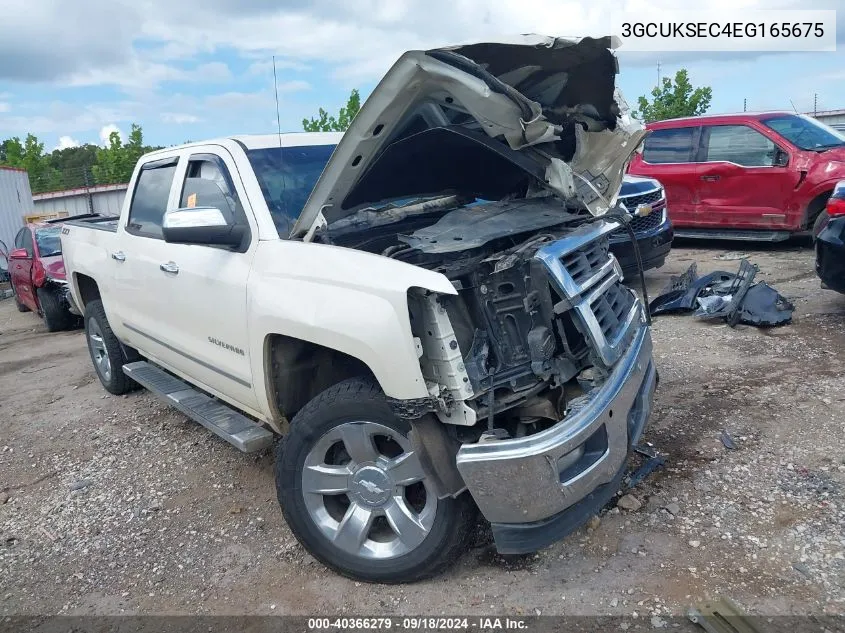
[0,0,843,151]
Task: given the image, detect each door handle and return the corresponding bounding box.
[159,262,179,275]
[111,251,126,262]
[700,175,720,182]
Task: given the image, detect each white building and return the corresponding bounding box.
[32,182,128,218]
[0,166,35,253]
[810,109,845,133]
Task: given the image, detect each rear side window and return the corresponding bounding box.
[13,228,26,249]
[126,159,178,238]
[703,125,777,167]
[643,127,696,164]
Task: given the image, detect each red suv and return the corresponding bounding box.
[628,112,845,240]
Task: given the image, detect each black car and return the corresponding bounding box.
[815,181,845,294]
[609,175,674,278]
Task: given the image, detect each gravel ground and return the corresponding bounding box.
[1,240,843,621]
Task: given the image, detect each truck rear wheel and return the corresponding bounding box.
[84,299,136,395]
[37,287,71,332]
[275,378,474,583]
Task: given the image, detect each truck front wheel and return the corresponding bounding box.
[275,378,475,583]
[84,299,136,395]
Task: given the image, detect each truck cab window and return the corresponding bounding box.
[180,160,240,210]
[703,125,777,167]
[127,162,178,238]
[643,128,696,164]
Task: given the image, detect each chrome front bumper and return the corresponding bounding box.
[455,324,656,525]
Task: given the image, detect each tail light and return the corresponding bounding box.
[826,196,845,217]
[32,258,46,287]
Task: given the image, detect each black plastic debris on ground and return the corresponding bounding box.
[624,444,666,490]
[649,260,794,327]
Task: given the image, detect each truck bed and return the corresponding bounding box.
[65,216,119,232]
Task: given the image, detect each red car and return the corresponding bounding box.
[9,218,80,331]
[628,112,845,241]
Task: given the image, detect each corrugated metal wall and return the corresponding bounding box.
[813,112,845,132]
[0,167,35,253]
[32,184,128,218]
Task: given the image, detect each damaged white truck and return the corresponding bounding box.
[61,35,657,582]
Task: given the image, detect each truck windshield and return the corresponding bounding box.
[35,227,62,257]
[245,144,336,236]
[761,114,845,151]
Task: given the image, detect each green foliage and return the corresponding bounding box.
[635,69,713,123]
[0,123,164,194]
[91,124,148,185]
[303,89,362,132]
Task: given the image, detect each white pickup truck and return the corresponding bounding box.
[61,35,657,583]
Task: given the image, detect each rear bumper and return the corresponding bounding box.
[456,325,656,552]
[609,219,674,276]
[816,217,845,294]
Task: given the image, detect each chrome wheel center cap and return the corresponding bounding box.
[350,465,392,507]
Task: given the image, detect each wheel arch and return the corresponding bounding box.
[262,334,381,434]
[804,189,833,229]
[72,272,101,311]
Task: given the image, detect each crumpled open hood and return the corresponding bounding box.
[291,34,646,239]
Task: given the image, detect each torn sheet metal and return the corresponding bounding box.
[650,261,794,327]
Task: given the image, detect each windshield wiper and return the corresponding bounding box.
[810,142,845,152]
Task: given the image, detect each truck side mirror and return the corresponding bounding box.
[773,149,789,167]
[162,207,247,248]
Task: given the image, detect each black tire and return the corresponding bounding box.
[813,210,830,241]
[84,299,136,395]
[37,287,72,332]
[12,286,29,312]
[276,378,475,583]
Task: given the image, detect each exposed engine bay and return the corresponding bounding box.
[319,196,638,441]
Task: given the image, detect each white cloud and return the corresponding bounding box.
[247,58,311,76]
[161,112,201,124]
[5,0,838,91]
[55,135,80,150]
[1,0,843,145]
[99,124,123,145]
[66,59,233,92]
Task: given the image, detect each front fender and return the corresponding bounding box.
[248,240,456,414]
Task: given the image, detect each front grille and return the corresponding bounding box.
[612,186,666,237]
[560,240,608,287]
[590,279,637,346]
[627,208,665,233]
[534,223,641,367]
[619,188,663,209]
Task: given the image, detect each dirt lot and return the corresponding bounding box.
[1,241,843,621]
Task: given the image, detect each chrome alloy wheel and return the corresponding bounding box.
[87,317,112,382]
[302,421,437,560]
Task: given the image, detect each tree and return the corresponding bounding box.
[303,89,362,132]
[91,123,150,185]
[1,123,164,192]
[635,69,712,123]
